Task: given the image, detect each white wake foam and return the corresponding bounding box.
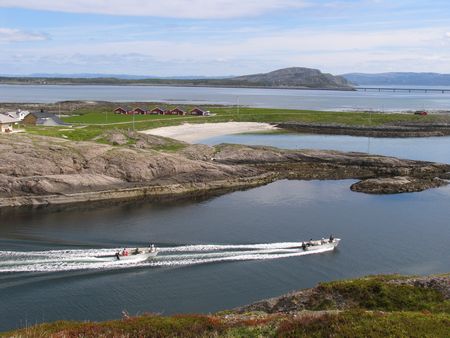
[0,242,335,273]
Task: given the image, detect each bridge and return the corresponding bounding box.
[356,87,450,93]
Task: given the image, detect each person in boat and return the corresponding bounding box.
[151,244,155,252]
[329,234,334,242]
[302,242,307,250]
[308,239,313,246]
[134,248,140,255]
[122,248,128,256]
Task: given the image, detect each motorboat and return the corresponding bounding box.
[301,238,340,251]
[97,246,158,262]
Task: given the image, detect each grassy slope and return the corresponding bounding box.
[23,105,449,142]
[6,274,449,337]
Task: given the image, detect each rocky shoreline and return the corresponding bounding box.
[1,132,449,209]
[234,274,450,314]
[6,273,449,337]
[277,121,450,137]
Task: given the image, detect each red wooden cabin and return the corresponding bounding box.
[114,107,128,114]
[414,111,428,116]
[132,108,147,115]
[150,107,165,115]
[190,108,207,116]
[166,107,187,116]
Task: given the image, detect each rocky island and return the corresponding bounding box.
[1,130,448,209]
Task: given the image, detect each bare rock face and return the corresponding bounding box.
[103,130,184,150]
[180,144,216,161]
[350,176,448,194]
[213,144,288,164]
[106,132,128,146]
[0,134,253,199]
[1,134,449,207]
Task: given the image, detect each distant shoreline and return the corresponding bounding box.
[0,82,356,91]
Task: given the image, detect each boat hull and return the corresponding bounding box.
[303,239,340,251]
[116,251,158,261]
[96,249,158,262]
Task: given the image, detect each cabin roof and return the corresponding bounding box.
[0,114,18,123]
[29,111,67,124]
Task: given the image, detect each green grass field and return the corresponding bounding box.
[23,105,448,142]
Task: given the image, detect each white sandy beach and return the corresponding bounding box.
[142,122,277,143]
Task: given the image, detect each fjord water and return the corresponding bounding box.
[1,179,449,331]
[2,84,450,111]
[1,86,450,331]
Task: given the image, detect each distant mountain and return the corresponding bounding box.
[342,72,450,86]
[233,67,352,89]
[0,67,353,90]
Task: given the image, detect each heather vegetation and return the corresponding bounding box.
[5,274,449,337]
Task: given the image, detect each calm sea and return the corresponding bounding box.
[1,84,450,111]
[0,133,449,331]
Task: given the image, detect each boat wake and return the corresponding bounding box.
[0,242,336,273]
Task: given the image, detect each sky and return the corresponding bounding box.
[0,0,450,76]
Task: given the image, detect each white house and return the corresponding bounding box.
[5,109,30,121]
[0,115,18,133]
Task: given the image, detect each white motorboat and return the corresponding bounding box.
[97,247,158,262]
[301,238,340,251]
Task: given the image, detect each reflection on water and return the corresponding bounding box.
[0,180,449,331]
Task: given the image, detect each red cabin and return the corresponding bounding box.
[166,107,187,116]
[132,108,147,115]
[190,108,207,116]
[150,107,165,115]
[414,111,428,116]
[114,107,128,114]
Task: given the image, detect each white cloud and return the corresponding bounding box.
[0,28,48,42]
[2,25,450,74]
[0,0,309,19]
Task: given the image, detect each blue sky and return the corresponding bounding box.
[0,0,450,76]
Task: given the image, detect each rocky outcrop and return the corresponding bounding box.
[350,176,448,194]
[1,134,449,208]
[277,122,450,137]
[235,274,450,314]
[388,275,450,300]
